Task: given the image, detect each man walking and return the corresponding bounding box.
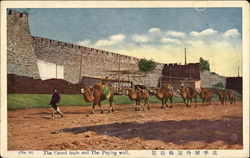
[49,88,64,118]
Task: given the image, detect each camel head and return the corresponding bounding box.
[176,89,180,94]
[151,88,159,94]
[81,86,90,94]
[200,88,206,98]
[81,88,85,94]
[148,88,156,94]
[126,88,132,95]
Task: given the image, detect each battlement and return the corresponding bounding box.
[7,9,29,19]
[32,36,149,63]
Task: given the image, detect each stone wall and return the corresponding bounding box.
[7,10,163,87]
[33,36,164,86]
[7,10,40,79]
[200,70,226,88]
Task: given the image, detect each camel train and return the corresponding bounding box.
[80,81,237,114]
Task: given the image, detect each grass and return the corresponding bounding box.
[7,92,240,110]
[8,94,91,110]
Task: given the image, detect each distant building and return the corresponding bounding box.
[159,63,201,90]
[226,77,242,94]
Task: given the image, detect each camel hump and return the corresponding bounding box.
[94,83,102,88]
[163,84,173,91]
[188,87,195,96]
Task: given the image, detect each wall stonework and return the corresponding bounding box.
[33,36,163,86]
[200,70,226,88]
[7,10,40,79]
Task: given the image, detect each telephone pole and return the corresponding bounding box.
[238,66,240,77]
[184,48,187,65]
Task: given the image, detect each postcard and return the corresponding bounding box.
[1,1,249,158]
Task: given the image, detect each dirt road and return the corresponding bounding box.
[8,101,243,150]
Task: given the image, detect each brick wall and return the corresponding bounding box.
[162,63,200,80]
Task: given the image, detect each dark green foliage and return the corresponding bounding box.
[138,58,157,73]
[213,82,224,89]
[199,57,210,72]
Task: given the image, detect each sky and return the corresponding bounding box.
[15,8,242,77]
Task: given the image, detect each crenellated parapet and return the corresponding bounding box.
[32,36,142,63]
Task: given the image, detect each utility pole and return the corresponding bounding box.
[238,66,240,77]
[184,47,187,65]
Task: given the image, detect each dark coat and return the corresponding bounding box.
[50,92,60,105]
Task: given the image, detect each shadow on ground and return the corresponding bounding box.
[60,116,242,145]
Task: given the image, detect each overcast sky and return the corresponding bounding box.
[16,8,242,76]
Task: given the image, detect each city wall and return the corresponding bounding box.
[7,10,163,87]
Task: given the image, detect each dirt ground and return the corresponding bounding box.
[8,101,243,150]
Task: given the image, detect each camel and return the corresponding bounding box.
[127,88,150,111]
[227,90,236,104]
[177,86,197,107]
[199,88,213,106]
[154,84,174,109]
[217,90,227,105]
[81,84,114,114]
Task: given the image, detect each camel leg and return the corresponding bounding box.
[138,101,141,111]
[108,97,114,113]
[111,101,115,112]
[183,98,186,107]
[169,98,173,108]
[165,99,169,107]
[189,98,192,107]
[161,99,164,109]
[184,98,189,107]
[147,100,150,110]
[98,100,104,114]
[142,100,146,111]
[108,101,112,113]
[194,96,197,108]
[135,101,138,111]
[91,102,96,114]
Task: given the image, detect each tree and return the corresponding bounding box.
[199,57,210,72]
[138,58,157,73]
[138,59,157,86]
[213,82,224,89]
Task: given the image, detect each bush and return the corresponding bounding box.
[212,82,224,89]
